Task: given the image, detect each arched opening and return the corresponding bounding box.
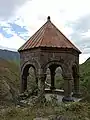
[27,67,37,92]
[21,64,37,94]
[55,66,64,90]
[44,62,64,91]
[45,68,51,89]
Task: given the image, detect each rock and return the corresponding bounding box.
[33,117,48,120]
[16,105,20,108]
[48,115,68,120]
[85,117,90,120]
[56,115,68,120]
[48,115,57,120]
[20,100,27,104]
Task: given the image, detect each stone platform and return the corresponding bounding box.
[45,88,81,102]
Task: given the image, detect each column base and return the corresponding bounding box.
[50,86,56,90]
[62,96,74,102]
[72,92,82,98]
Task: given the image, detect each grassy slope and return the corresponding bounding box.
[0,58,20,106]
[0,102,90,120]
[0,58,20,88]
[79,58,90,93]
[80,58,90,78]
[79,58,90,102]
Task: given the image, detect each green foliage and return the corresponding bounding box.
[55,76,64,89]
[50,94,58,106]
[0,102,90,120]
[0,58,20,106]
[79,58,90,95]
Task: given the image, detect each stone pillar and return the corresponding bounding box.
[35,71,38,86]
[62,73,74,102]
[35,76,38,95]
[72,64,80,97]
[38,73,46,102]
[36,76,38,86]
[73,73,80,97]
[50,71,56,90]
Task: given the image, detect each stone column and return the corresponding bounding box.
[72,64,80,97]
[35,76,38,95]
[73,73,80,97]
[62,73,74,102]
[35,71,38,86]
[36,76,38,86]
[38,73,46,102]
[50,71,56,90]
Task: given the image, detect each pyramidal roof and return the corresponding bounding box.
[18,16,81,53]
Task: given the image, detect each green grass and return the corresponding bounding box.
[0,58,20,87]
[79,58,90,96]
[0,58,20,106]
[0,102,90,120]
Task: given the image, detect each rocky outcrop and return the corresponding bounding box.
[33,115,68,120]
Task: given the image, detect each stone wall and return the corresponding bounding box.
[19,47,79,75]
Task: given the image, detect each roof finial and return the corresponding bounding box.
[47,16,50,21]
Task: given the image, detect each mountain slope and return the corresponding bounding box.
[79,57,90,95]
[80,57,90,74]
[0,49,20,63]
[0,58,20,106]
[80,57,90,81]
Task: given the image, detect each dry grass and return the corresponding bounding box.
[0,101,90,120]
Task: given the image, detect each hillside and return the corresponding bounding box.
[0,49,20,63]
[80,57,90,75]
[0,58,20,107]
[79,57,90,94]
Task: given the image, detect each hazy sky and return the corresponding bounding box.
[0,0,90,64]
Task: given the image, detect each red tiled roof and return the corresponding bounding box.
[18,16,81,53]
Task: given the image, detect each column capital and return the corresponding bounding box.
[38,73,46,81]
[63,73,73,80]
[75,73,79,78]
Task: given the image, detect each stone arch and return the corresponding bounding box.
[22,63,36,76]
[42,60,64,74]
[21,59,40,76]
[20,59,40,93]
[42,60,65,90]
